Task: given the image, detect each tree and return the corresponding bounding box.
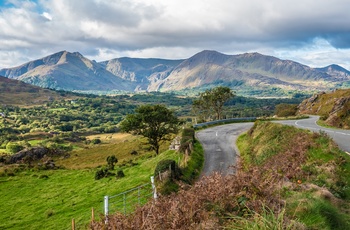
[193,86,234,120]
[120,104,180,155]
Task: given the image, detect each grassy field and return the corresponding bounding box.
[0,133,181,229]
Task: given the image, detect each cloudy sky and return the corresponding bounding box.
[0,0,350,69]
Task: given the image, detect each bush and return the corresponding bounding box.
[94,167,115,180]
[6,142,24,154]
[154,159,181,180]
[179,128,195,153]
[158,180,179,195]
[107,155,118,170]
[182,128,195,140]
[91,138,101,145]
[275,104,298,117]
[116,170,125,179]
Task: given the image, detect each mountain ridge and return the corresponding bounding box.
[0,75,77,106]
[1,50,349,97]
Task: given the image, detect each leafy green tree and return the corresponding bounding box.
[120,104,180,155]
[193,86,234,120]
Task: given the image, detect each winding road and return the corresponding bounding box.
[196,116,350,176]
[196,122,254,176]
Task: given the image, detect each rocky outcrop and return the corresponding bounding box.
[6,147,64,164]
[298,89,350,129]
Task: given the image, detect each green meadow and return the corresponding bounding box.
[0,134,181,229]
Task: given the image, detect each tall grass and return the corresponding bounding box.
[226,206,299,230]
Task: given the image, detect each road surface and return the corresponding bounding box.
[196,116,350,176]
[274,115,350,153]
[196,122,254,176]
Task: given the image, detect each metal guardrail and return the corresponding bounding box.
[193,117,257,128]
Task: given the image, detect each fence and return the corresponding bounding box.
[193,117,257,128]
[104,176,157,217]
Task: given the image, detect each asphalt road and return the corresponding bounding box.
[196,122,254,176]
[274,115,350,153]
[196,116,350,176]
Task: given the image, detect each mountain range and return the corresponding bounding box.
[1,50,349,97]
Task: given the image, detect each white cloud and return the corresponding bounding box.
[41,11,52,21]
[0,0,350,69]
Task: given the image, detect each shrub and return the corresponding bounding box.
[182,128,195,140]
[179,128,195,153]
[91,138,101,145]
[158,179,179,195]
[95,167,114,180]
[154,159,181,180]
[275,103,298,117]
[116,170,125,179]
[6,142,24,154]
[106,155,118,170]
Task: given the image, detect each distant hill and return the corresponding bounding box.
[99,57,183,91]
[298,89,350,129]
[0,76,76,106]
[0,51,135,92]
[156,51,338,93]
[1,50,350,97]
[315,64,350,80]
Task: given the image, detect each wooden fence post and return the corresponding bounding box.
[72,218,75,230]
[91,207,95,222]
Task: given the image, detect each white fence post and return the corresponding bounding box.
[151,176,157,199]
[104,195,109,217]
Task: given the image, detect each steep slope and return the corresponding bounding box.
[157,50,336,93]
[0,51,135,91]
[298,89,350,129]
[0,75,73,106]
[99,57,183,91]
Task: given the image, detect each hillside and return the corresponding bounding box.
[298,89,350,128]
[0,76,75,106]
[1,50,350,97]
[91,122,350,229]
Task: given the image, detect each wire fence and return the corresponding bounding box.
[104,176,157,216]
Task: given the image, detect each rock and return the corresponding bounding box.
[6,147,63,164]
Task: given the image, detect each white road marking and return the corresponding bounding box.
[294,119,350,136]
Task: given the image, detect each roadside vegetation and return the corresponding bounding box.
[91,121,350,229]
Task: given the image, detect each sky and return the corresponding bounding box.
[0,0,350,70]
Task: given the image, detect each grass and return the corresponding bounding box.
[237,121,350,229]
[0,134,182,229]
[180,141,204,183]
[226,206,299,230]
